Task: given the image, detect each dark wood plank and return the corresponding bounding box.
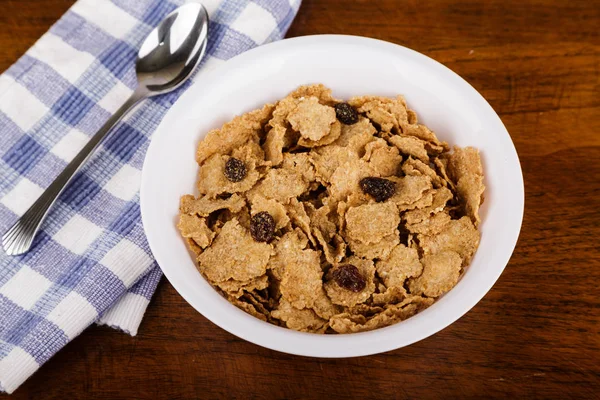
[1,0,599,398]
[0,0,74,72]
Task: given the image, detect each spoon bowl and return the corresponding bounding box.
[137,2,209,95]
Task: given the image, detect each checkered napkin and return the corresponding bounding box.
[0,0,300,393]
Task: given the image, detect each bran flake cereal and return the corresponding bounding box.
[178,84,485,334]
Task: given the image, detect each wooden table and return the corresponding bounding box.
[1,0,599,398]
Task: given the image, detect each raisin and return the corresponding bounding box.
[332,265,366,292]
[250,211,275,242]
[224,157,247,182]
[334,103,359,125]
[359,177,396,202]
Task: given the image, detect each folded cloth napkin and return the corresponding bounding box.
[0,0,301,393]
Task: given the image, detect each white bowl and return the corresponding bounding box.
[140,35,524,357]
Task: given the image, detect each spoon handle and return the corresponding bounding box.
[2,89,147,256]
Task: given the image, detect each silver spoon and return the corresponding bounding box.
[2,3,209,256]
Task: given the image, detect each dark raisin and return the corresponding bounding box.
[224,157,247,182]
[334,103,359,125]
[250,211,275,242]
[332,265,366,292]
[359,177,396,202]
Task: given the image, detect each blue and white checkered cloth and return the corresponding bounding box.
[0,0,300,393]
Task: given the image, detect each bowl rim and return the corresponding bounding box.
[140,34,524,357]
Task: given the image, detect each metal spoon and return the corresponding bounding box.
[2,3,209,256]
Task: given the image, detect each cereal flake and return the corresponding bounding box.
[197,219,272,282]
[287,96,337,141]
[408,251,462,297]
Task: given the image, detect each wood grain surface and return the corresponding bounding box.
[1,0,599,398]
